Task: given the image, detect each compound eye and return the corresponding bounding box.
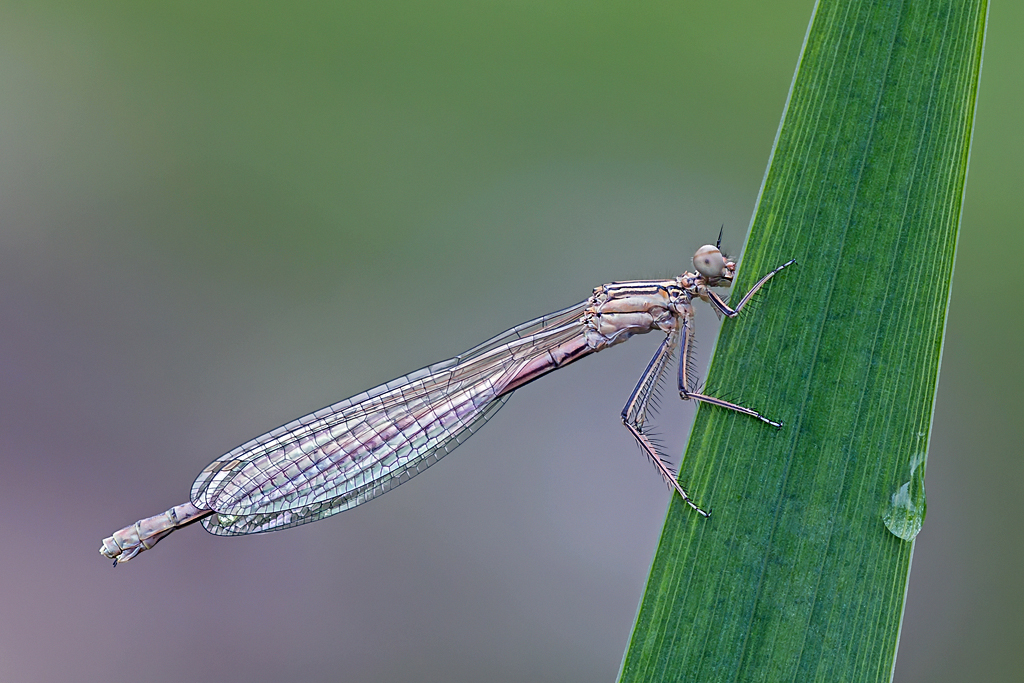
[693,245,727,278]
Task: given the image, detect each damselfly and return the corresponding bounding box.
[100,238,795,564]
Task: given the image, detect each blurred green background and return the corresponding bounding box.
[0,2,1019,681]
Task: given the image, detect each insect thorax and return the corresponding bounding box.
[582,279,689,350]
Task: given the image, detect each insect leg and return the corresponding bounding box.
[678,314,783,428]
[621,330,710,517]
[707,258,796,318]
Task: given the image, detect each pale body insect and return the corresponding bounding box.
[100,240,795,564]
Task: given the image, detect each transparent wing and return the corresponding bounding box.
[192,299,590,536]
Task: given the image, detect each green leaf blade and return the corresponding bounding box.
[620,1,986,681]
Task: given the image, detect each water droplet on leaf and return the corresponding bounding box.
[883,451,926,541]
